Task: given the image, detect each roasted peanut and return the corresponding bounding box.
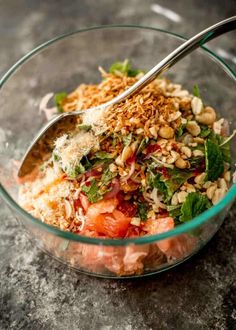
[196,106,216,125]
[206,184,217,200]
[158,126,174,139]
[181,146,192,158]
[224,171,231,182]
[177,191,188,203]
[191,96,203,115]
[171,193,179,206]
[175,157,188,169]
[186,121,201,136]
[194,172,206,185]
[193,149,204,157]
[212,188,226,205]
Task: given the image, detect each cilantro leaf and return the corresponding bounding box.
[81,180,102,203]
[109,59,141,77]
[192,84,201,98]
[137,202,148,221]
[180,192,211,222]
[205,140,224,181]
[54,92,67,113]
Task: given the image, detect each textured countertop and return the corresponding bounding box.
[0,1,236,329]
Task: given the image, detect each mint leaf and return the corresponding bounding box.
[164,169,194,201]
[207,131,231,163]
[205,140,224,181]
[137,202,148,221]
[192,84,201,98]
[180,192,211,222]
[54,92,67,113]
[151,168,193,202]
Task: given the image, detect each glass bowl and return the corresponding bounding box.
[0,25,235,278]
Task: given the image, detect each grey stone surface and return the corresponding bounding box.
[0,0,236,329]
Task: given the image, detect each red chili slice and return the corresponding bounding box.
[146,143,161,155]
[74,199,82,211]
[158,208,169,218]
[85,180,91,187]
[126,153,136,165]
[161,167,170,179]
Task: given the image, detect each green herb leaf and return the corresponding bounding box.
[81,180,102,203]
[205,140,224,181]
[68,163,85,178]
[180,192,211,222]
[137,202,148,221]
[127,68,142,77]
[207,132,230,163]
[176,124,186,138]
[54,92,67,113]
[109,59,141,77]
[100,168,116,186]
[77,124,92,132]
[94,151,113,160]
[167,205,182,219]
[151,168,194,202]
[199,125,212,138]
[152,173,168,197]
[122,133,132,146]
[189,156,204,168]
[53,153,60,161]
[80,156,93,171]
[137,138,149,155]
[192,84,201,98]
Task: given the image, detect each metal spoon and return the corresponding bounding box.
[18,16,236,178]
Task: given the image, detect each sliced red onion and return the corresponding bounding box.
[39,93,57,121]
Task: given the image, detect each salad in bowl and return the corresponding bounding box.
[17,60,235,276]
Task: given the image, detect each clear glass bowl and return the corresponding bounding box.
[0,26,235,278]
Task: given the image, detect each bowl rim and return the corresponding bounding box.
[0,24,236,246]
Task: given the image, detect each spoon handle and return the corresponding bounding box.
[76,16,236,114]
